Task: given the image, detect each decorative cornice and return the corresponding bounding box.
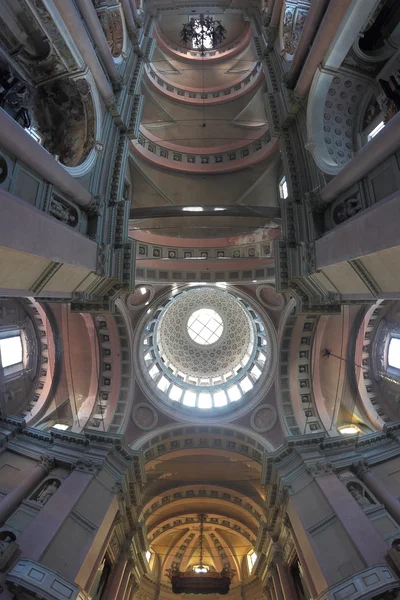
[72,459,102,475]
[135,262,275,285]
[305,461,334,478]
[145,61,263,106]
[352,459,370,478]
[132,127,278,174]
[39,455,55,474]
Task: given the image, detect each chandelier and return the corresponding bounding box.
[180,15,227,55]
[166,514,235,594]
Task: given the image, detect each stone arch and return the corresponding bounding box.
[131,422,276,457]
[139,485,264,526]
[0,298,60,425]
[352,300,390,430]
[307,68,373,175]
[85,298,134,435]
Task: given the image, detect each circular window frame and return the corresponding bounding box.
[133,286,278,424]
[187,308,224,346]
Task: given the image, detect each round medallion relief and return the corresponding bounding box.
[250,404,277,433]
[256,285,285,311]
[132,403,158,431]
[127,286,154,310]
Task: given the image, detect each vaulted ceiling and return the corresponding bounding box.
[141,448,265,586]
[128,8,281,241]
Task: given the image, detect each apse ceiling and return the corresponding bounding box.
[128,6,281,241]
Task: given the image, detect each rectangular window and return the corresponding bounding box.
[279,176,288,199]
[0,336,23,368]
[368,121,385,141]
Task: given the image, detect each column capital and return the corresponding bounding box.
[271,542,284,564]
[39,455,55,474]
[71,459,101,475]
[306,460,334,478]
[353,459,370,478]
[84,194,101,215]
[267,563,277,576]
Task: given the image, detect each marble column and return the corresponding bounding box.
[294,0,353,98]
[315,188,400,270]
[284,515,317,598]
[52,0,115,108]
[269,566,284,600]
[75,0,122,86]
[105,555,128,600]
[124,578,133,600]
[117,562,132,600]
[16,467,96,570]
[314,469,389,566]
[319,110,400,204]
[264,0,276,26]
[270,0,283,29]
[0,108,92,208]
[0,188,98,272]
[85,513,120,592]
[263,583,273,600]
[354,461,400,524]
[120,0,138,40]
[286,0,330,88]
[277,564,297,600]
[0,455,53,525]
[266,582,276,600]
[128,0,140,25]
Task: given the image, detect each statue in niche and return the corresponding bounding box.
[35,479,60,505]
[0,534,13,554]
[347,482,374,508]
[49,197,77,226]
[332,197,362,225]
[0,531,17,568]
[0,60,34,128]
[388,540,400,575]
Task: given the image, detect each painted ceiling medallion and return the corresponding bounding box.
[132,403,158,431]
[250,404,277,433]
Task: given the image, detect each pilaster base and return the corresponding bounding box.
[317,565,400,600]
[6,559,88,600]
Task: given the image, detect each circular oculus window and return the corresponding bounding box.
[136,286,275,419]
[187,308,223,345]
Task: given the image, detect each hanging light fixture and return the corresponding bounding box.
[180,14,227,55]
[166,514,235,594]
